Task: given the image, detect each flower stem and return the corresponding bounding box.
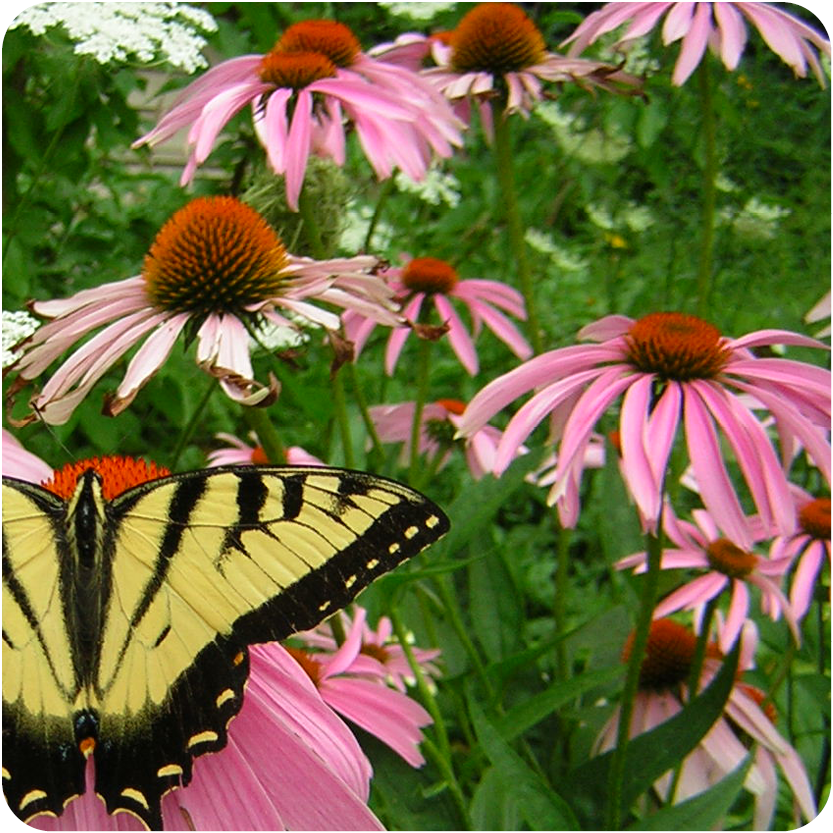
[605,522,665,829]
[298,183,327,259]
[331,369,355,468]
[553,521,572,682]
[364,177,395,252]
[242,405,285,465]
[347,361,385,461]
[695,58,718,318]
[408,333,432,485]
[169,377,215,470]
[492,112,544,354]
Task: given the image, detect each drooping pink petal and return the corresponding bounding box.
[712,1,748,69]
[671,2,713,85]
[434,294,478,375]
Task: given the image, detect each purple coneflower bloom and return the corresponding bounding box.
[8,196,398,425]
[562,1,830,87]
[344,256,532,376]
[420,2,641,127]
[133,19,463,210]
[458,312,831,545]
[595,618,816,829]
[370,398,525,480]
[286,607,433,767]
[770,487,830,620]
[14,455,381,831]
[299,607,442,694]
[616,505,798,650]
[207,431,325,468]
[1,429,53,483]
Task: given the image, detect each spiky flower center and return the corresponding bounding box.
[258,50,337,88]
[276,19,361,68]
[44,456,169,500]
[401,257,459,294]
[360,642,391,663]
[451,3,546,75]
[284,646,324,686]
[707,538,758,579]
[624,618,697,690]
[799,497,831,539]
[625,312,731,380]
[142,197,290,315]
[436,398,467,415]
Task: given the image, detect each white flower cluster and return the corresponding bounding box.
[395,166,461,207]
[719,197,791,240]
[534,101,632,165]
[11,2,217,72]
[379,2,457,21]
[2,310,40,369]
[585,201,655,233]
[525,229,589,273]
[595,34,661,77]
[249,318,310,353]
[339,202,395,255]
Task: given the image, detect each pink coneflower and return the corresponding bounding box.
[1,428,53,483]
[616,505,799,650]
[7,196,398,425]
[370,398,525,479]
[133,19,463,210]
[285,607,433,767]
[562,2,831,87]
[595,618,816,828]
[770,487,830,620]
[457,312,831,545]
[207,431,325,468]
[421,3,641,124]
[344,256,532,376]
[299,607,442,694]
[14,455,381,831]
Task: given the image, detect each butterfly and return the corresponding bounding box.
[2,464,449,828]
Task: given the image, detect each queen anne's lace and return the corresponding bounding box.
[11,2,217,72]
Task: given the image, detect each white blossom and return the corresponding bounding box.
[11,2,217,72]
[525,230,589,273]
[395,166,461,207]
[339,202,395,254]
[2,310,40,369]
[534,101,632,165]
[718,197,791,240]
[379,2,457,21]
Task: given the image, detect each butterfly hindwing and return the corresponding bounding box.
[2,466,449,828]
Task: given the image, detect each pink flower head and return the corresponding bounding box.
[616,505,799,651]
[344,256,532,376]
[595,618,817,829]
[286,607,433,767]
[770,486,830,620]
[1,429,53,483]
[207,432,325,468]
[133,19,464,210]
[370,398,526,480]
[299,607,442,694]
[7,196,399,425]
[458,312,831,544]
[421,3,642,125]
[562,2,831,87]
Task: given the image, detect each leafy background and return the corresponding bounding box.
[2,2,830,830]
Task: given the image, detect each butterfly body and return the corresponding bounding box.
[2,465,448,828]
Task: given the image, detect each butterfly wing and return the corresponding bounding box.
[1,478,87,821]
[91,466,448,826]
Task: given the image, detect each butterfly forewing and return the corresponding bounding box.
[2,466,449,828]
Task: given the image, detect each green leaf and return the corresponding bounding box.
[628,755,752,830]
[470,767,523,830]
[564,643,740,824]
[469,698,579,830]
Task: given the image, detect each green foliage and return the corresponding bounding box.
[2,3,830,831]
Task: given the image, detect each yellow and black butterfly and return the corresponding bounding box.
[2,464,449,829]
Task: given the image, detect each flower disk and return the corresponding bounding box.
[259,50,338,88]
[625,312,731,381]
[44,456,170,500]
[284,646,324,686]
[624,619,697,691]
[798,497,831,540]
[706,538,758,579]
[401,257,459,294]
[276,19,361,68]
[451,3,547,75]
[143,196,290,315]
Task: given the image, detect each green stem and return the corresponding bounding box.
[408,334,432,485]
[696,58,718,318]
[242,405,285,465]
[364,178,395,252]
[553,521,572,683]
[347,361,385,461]
[492,112,544,354]
[169,377,216,470]
[331,369,355,468]
[606,522,665,830]
[297,184,327,259]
